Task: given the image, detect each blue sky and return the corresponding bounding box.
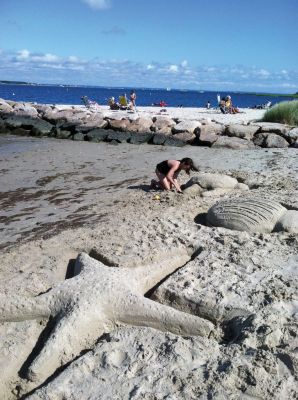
[1,0,297,92]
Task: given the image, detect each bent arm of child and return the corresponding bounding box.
[166,165,182,192]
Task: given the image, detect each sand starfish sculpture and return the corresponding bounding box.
[0,250,214,384]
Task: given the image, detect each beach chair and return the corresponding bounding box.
[81,96,99,109]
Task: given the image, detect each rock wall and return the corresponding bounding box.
[1,98,297,148]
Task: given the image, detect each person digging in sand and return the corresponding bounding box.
[151,158,198,193]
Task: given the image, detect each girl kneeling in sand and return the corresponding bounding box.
[151,158,198,193]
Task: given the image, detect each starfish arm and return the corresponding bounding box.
[74,252,108,275]
[0,294,50,322]
[130,249,191,294]
[116,295,214,337]
[26,307,107,383]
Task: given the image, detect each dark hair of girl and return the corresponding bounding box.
[180,158,198,172]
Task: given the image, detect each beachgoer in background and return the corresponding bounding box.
[219,97,227,114]
[225,95,240,114]
[130,90,137,111]
[81,96,99,108]
[151,158,198,193]
[152,100,168,107]
[108,96,120,110]
[206,100,211,109]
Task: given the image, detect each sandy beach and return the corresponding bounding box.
[0,107,298,399]
[100,105,266,124]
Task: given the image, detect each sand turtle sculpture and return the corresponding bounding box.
[182,173,249,196]
[206,197,298,234]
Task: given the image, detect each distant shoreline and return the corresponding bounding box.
[1,81,297,98]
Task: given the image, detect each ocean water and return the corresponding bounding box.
[0,84,295,109]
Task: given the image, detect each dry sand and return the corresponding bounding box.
[0,107,297,399]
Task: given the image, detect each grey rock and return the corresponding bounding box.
[0,99,13,114]
[12,103,39,118]
[31,120,54,136]
[199,122,225,135]
[265,133,289,148]
[129,132,153,144]
[253,132,267,147]
[212,136,255,149]
[197,129,218,146]
[172,131,196,144]
[164,136,187,147]
[73,132,85,141]
[107,131,131,143]
[11,127,32,136]
[127,117,153,133]
[4,116,53,136]
[283,127,298,144]
[172,120,201,134]
[226,124,259,140]
[55,129,73,139]
[251,122,290,134]
[153,134,167,145]
[108,119,130,132]
[152,115,175,128]
[86,128,109,142]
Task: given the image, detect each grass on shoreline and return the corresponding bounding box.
[262,100,298,126]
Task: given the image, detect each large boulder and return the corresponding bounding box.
[4,116,53,136]
[172,120,201,134]
[164,136,187,147]
[253,132,267,147]
[86,128,109,142]
[251,122,290,135]
[0,98,13,114]
[55,128,73,139]
[129,132,153,144]
[12,102,39,118]
[108,119,130,132]
[152,134,167,145]
[212,136,255,149]
[76,117,108,132]
[283,127,298,145]
[265,133,289,148]
[226,124,259,140]
[199,122,225,135]
[31,104,53,116]
[151,116,175,132]
[127,117,153,133]
[171,131,196,144]
[107,131,131,143]
[197,129,218,146]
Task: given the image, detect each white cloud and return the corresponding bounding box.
[1,48,298,92]
[257,68,270,77]
[82,0,110,10]
[16,49,30,60]
[168,64,178,73]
